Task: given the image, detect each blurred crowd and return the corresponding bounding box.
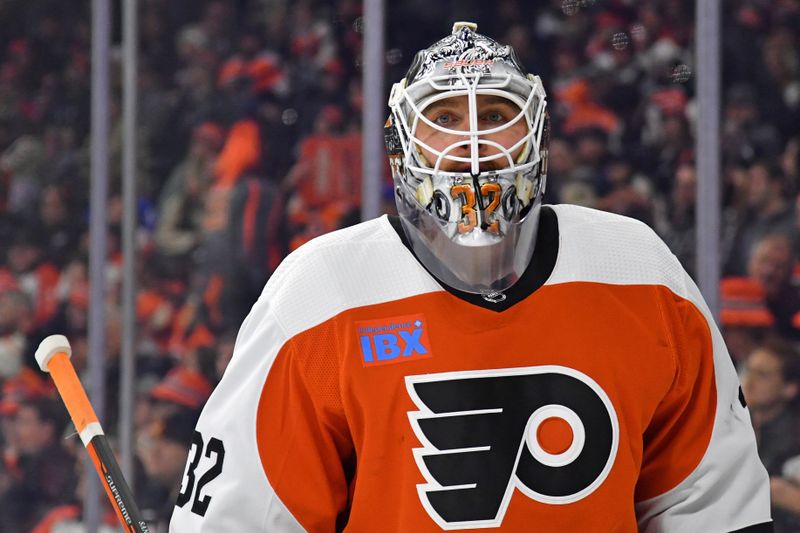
[0,0,798,531]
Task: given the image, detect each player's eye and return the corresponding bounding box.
[482,110,507,123]
[434,112,455,126]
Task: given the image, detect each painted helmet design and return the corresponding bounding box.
[385,22,549,296]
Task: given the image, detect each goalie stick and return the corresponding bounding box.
[35,335,150,533]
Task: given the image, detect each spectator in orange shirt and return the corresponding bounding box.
[719,277,775,370]
[0,229,60,332]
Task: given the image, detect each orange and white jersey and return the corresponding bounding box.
[170,204,772,532]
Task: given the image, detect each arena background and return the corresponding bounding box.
[0,0,798,531]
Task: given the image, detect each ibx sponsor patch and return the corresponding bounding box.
[356,314,432,366]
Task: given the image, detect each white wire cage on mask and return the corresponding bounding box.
[387,56,549,296]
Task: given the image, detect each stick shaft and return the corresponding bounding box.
[46,352,150,532]
[87,436,149,532]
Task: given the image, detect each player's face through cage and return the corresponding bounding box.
[413,92,531,176]
[419,94,531,245]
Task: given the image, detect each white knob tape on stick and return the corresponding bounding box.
[35,334,72,372]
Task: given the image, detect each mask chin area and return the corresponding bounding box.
[398,202,541,294]
[453,229,503,247]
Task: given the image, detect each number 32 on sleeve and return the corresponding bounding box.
[176,430,226,517]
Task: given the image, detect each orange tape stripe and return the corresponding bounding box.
[46,352,99,434]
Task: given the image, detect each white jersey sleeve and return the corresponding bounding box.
[168,301,310,532]
[633,250,772,531]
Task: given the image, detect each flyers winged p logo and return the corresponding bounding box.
[406,366,619,530]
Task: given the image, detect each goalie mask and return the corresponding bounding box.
[386,22,549,298]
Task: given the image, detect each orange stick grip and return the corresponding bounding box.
[45,352,100,434]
